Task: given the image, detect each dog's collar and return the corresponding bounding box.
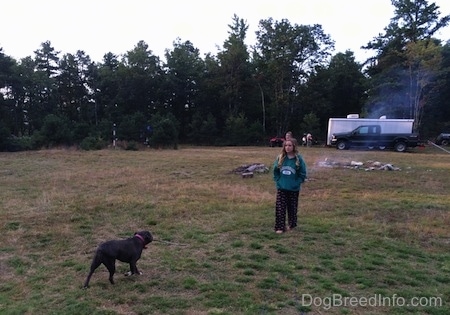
[135,234,147,249]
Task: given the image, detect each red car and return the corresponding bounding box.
[269,136,285,147]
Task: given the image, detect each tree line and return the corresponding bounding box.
[1,0,449,151]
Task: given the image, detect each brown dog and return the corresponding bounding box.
[83,231,153,288]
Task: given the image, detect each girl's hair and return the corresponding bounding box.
[277,138,301,168]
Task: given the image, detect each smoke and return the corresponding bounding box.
[366,99,410,120]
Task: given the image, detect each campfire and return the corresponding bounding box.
[231,163,269,178]
[317,159,401,171]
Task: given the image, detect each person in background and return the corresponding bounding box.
[285,131,293,141]
[306,133,313,147]
[272,138,307,234]
[302,133,307,146]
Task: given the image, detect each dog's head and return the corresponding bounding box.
[135,230,153,246]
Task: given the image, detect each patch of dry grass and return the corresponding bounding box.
[0,146,449,314]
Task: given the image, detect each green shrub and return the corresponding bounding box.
[149,113,179,149]
[36,114,74,147]
[79,136,106,150]
[125,141,139,151]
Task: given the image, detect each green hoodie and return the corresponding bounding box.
[273,154,307,192]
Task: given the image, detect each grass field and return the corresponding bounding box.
[0,145,449,315]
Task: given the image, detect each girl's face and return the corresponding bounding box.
[284,141,294,153]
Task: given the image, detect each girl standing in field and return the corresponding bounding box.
[272,138,307,234]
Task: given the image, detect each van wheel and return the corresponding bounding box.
[378,146,386,150]
[336,140,348,150]
[394,142,407,152]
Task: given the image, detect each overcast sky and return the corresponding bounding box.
[1,0,449,64]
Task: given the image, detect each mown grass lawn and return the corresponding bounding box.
[0,145,449,315]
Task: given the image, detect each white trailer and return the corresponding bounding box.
[327,117,414,146]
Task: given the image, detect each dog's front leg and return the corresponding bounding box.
[124,261,142,276]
